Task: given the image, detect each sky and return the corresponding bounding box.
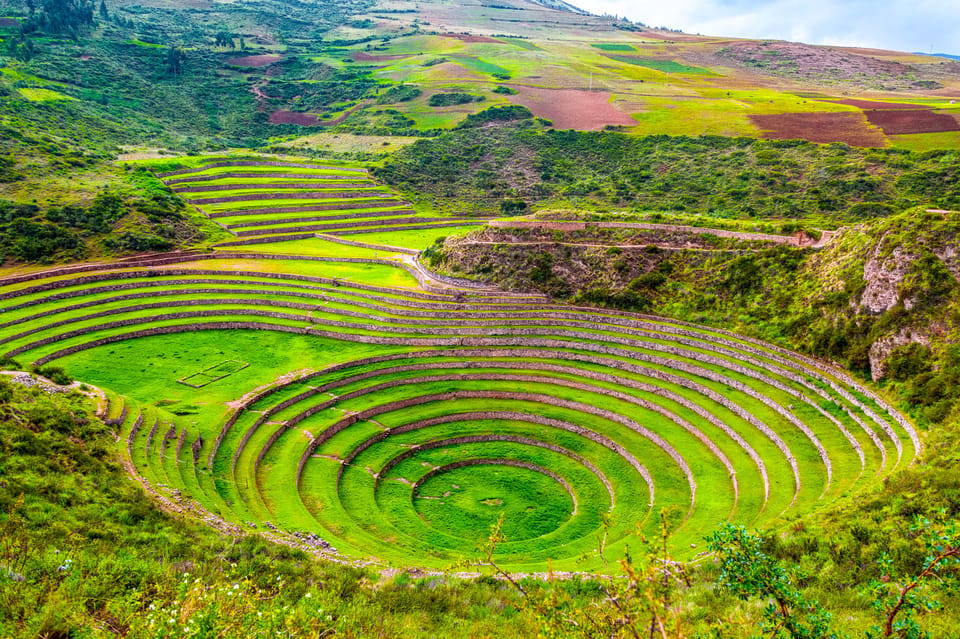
[571,0,960,55]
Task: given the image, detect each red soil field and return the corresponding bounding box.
[507,87,636,131]
[439,33,502,44]
[750,112,887,147]
[225,54,282,67]
[863,110,960,135]
[269,102,368,127]
[351,52,411,62]
[269,111,320,126]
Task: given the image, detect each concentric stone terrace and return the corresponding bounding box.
[0,254,917,571]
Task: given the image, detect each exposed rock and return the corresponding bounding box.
[860,241,914,314]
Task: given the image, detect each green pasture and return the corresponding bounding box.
[591,43,635,52]
[449,55,512,77]
[604,56,713,75]
[345,225,483,250]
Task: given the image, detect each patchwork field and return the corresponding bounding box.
[0,247,918,571]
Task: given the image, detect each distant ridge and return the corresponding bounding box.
[530,0,591,15]
[919,52,960,61]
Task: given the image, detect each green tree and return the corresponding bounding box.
[98,0,107,21]
[863,514,960,639]
[165,44,185,75]
[707,524,837,639]
[214,30,234,48]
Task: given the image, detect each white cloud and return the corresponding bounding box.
[572,0,960,54]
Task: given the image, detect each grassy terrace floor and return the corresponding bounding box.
[0,251,917,572]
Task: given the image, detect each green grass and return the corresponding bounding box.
[591,43,636,52]
[889,131,960,152]
[603,56,714,75]
[17,87,76,102]
[351,225,483,250]
[448,55,512,77]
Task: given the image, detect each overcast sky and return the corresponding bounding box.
[572,0,960,54]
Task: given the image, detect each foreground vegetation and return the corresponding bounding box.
[1,374,958,637]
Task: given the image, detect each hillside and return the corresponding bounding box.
[1,0,960,637]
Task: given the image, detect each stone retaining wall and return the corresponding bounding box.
[234,344,799,499]
[166,172,364,184]
[175,426,188,465]
[489,220,802,245]
[156,161,367,178]
[18,303,879,493]
[0,298,322,346]
[0,259,531,301]
[31,322,307,366]
[126,411,143,460]
[7,309,314,357]
[227,209,414,228]
[174,182,372,193]
[411,458,577,513]
[292,387,690,507]
[284,367,722,498]
[412,255,495,290]
[185,191,383,205]
[315,234,419,255]
[208,202,408,219]
[366,428,615,509]
[160,423,177,460]
[333,222,483,236]
[104,403,127,427]
[213,234,318,247]
[232,353,765,503]
[233,217,458,237]
[145,417,159,458]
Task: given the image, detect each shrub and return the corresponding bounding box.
[428,92,484,107]
[884,343,933,381]
[376,84,422,104]
[34,365,72,385]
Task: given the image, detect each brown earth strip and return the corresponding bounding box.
[749,112,887,147]
[351,52,411,62]
[439,33,502,44]
[863,110,960,135]
[507,87,635,130]
[270,102,368,127]
[269,111,320,126]
[226,54,282,67]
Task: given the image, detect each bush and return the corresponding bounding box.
[34,365,72,385]
[884,343,933,381]
[376,84,422,104]
[500,199,527,215]
[428,92,485,107]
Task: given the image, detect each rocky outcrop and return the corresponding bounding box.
[860,241,915,314]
